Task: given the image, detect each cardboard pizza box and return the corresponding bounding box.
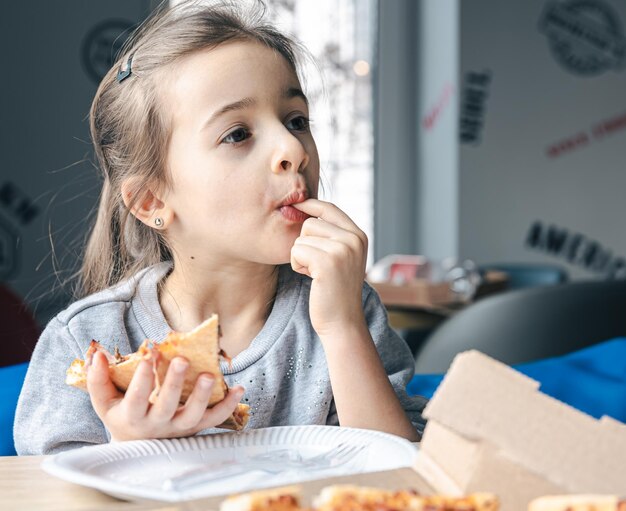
[413,351,626,511]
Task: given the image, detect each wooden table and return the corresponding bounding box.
[376,270,509,332]
[0,453,432,511]
[387,306,455,331]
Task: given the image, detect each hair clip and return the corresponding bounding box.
[116,54,134,83]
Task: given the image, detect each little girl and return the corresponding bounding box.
[14,0,427,455]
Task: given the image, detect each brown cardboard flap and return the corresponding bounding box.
[422,351,626,493]
[419,421,484,489]
[413,451,464,496]
[465,441,565,509]
[600,415,626,435]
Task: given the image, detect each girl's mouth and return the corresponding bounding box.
[277,189,310,223]
[279,205,310,223]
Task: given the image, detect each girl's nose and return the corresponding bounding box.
[271,131,310,175]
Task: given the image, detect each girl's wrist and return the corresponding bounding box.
[317,315,370,351]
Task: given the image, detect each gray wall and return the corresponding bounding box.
[375,0,460,262]
[458,0,626,279]
[376,0,626,280]
[1,1,152,326]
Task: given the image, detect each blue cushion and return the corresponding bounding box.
[407,338,626,422]
[0,362,29,456]
[406,373,443,401]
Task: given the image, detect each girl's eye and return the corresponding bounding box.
[222,127,251,145]
[286,116,311,131]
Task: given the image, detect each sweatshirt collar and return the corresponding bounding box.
[132,262,303,374]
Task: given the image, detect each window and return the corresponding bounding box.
[266,0,376,264]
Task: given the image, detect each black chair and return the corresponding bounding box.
[414,279,626,374]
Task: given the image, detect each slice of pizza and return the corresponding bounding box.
[313,485,499,511]
[529,495,626,511]
[220,486,305,511]
[219,484,499,511]
[65,313,249,431]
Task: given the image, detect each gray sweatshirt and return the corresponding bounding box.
[14,263,427,455]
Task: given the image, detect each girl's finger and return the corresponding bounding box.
[148,357,189,423]
[87,351,124,418]
[293,199,361,235]
[295,235,364,265]
[195,386,246,432]
[122,359,154,420]
[171,373,215,431]
[295,236,361,269]
[290,243,326,278]
[300,217,358,241]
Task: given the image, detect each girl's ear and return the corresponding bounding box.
[120,177,173,229]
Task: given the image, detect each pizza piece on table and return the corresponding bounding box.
[220,486,305,511]
[314,485,499,511]
[529,495,626,511]
[219,484,499,511]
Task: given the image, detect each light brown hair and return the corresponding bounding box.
[80,0,304,297]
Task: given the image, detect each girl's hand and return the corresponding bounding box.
[290,199,368,339]
[86,351,244,442]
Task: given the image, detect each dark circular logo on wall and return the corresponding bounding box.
[539,0,626,76]
[81,19,135,85]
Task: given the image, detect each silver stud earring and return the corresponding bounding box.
[154,217,163,228]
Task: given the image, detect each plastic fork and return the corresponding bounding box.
[162,443,366,491]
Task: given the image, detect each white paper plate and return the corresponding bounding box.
[42,425,418,502]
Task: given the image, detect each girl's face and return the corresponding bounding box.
[161,40,320,265]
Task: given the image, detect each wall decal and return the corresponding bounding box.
[81,19,135,84]
[546,131,590,158]
[0,182,40,226]
[539,0,626,76]
[460,70,491,145]
[591,110,626,138]
[526,220,626,277]
[546,109,626,157]
[423,82,454,131]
